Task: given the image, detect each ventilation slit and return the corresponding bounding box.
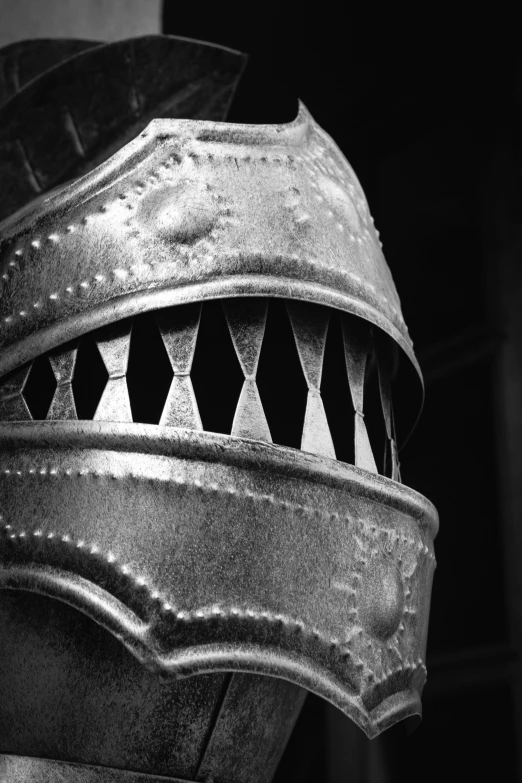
[191,299,244,435]
[72,334,108,420]
[257,298,308,449]
[321,311,355,465]
[127,312,173,424]
[0,297,400,470]
[23,355,56,420]
[363,346,388,476]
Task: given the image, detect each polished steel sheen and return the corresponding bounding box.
[0,98,438,780]
[0,105,419,385]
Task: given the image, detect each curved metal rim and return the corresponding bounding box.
[0,422,434,738]
[0,277,421,380]
[0,563,422,739]
[0,276,424,441]
[0,102,312,238]
[0,420,438,534]
[0,99,424,439]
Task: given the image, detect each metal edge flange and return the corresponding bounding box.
[0,421,437,738]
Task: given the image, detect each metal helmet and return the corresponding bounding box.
[0,42,437,783]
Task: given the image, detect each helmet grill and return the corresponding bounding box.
[0,297,398,480]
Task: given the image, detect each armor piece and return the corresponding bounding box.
[0,97,438,780]
[0,103,419,381]
[0,35,247,222]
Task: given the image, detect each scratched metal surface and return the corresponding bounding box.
[0,422,437,740]
[0,753,191,782]
[0,103,422,436]
[0,36,247,222]
[0,590,305,781]
[0,94,438,782]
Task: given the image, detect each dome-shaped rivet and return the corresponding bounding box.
[358,559,405,642]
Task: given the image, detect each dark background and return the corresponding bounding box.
[161,7,522,781]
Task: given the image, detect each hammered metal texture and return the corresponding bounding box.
[0,590,304,782]
[0,422,437,739]
[0,362,32,421]
[47,339,78,420]
[0,754,189,782]
[195,674,307,782]
[155,303,202,430]
[0,103,436,760]
[93,319,133,423]
[0,36,247,222]
[287,300,335,459]
[0,103,422,432]
[224,298,272,442]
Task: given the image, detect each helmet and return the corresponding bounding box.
[0,43,437,782]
